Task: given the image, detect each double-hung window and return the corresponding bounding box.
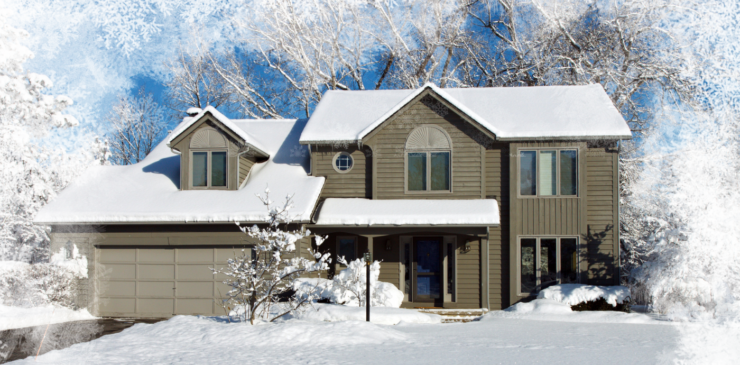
[519,237,579,295]
[520,149,578,196]
[191,150,228,188]
[407,151,451,192]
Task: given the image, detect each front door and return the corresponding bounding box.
[413,237,443,305]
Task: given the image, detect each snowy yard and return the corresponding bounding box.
[13,304,678,365]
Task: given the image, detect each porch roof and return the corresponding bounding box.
[313,198,499,227]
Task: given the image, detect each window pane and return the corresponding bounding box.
[520,151,537,195]
[560,238,579,284]
[560,150,578,195]
[540,238,558,289]
[447,243,455,300]
[407,152,427,191]
[335,154,353,171]
[431,152,450,191]
[211,152,227,187]
[339,238,356,262]
[192,152,207,187]
[539,151,556,196]
[520,238,537,293]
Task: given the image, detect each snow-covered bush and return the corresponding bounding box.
[293,258,404,308]
[212,189,331,324]
[537,284,630,312]
[0,262,83,309]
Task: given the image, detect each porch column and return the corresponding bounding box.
[481,230,490,310]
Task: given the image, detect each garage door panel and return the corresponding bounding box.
[99,249,136,263]
[177,264,213,280]
[99,281,136,296]
[100,264,136,280]
[139,264,175,280]
[177,299,214,315]
[138,281,174,297]
[99,298,136,314]
[138,298,173,314]
[178,249,213,263]
[216,248,249,263]
[138,249,175,263]
[177,282,213,297]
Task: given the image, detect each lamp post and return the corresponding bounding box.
[364,251,371,322]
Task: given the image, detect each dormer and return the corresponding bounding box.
[167,107,269,190]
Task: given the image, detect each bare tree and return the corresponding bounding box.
[106,87,167,165]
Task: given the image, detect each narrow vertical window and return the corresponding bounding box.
[539,151,556,196]
[431,152,450,191]
[407,152,427,191]
[560,238,579,283]
[560,150,578,195]
[338,237,356,263]
[540,238,558,289]
[211,152,227,187]
[520,238,537,293]
[520,151,537,196]
[404,243,411,298]
[447,243,455,301]
[192,152,208,187]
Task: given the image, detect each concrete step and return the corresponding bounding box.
[415,308,489,323]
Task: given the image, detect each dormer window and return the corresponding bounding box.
[404,125,452,193]
[190,127,228,189]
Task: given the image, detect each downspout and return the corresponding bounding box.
[616,140,621,285]
[308,144,312,175]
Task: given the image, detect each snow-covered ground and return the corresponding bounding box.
[0,305,95,331]
[14,304,678,365]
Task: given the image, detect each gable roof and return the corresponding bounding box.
[167,106,270,157]
[299,83,632,144]
[35,118,325,225]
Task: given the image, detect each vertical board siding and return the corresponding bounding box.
[585,147,619,285]
[456,238,480,307]
[312,146,371,198]
[367,95,491,200]
[485,146,510,309]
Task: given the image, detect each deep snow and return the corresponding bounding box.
[0,305,95,331]
[14,306,677,365]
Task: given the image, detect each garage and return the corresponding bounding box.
[96,246,248,318]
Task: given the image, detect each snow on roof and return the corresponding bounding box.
[35,119,325,225]
[299,83,631,144]
[167,106,270,156]
[313,198,500,226]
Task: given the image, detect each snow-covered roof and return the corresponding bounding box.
[167,106,270,156]
[299,83,632,144]
[313,198,500,226]
[35,119,325,225]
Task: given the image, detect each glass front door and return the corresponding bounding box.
[414,238,442,303]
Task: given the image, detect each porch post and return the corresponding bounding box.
[481,233,490,310]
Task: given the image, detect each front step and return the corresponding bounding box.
[415,308,489,323]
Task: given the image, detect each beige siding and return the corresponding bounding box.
[365,95,490,200]
[585,146,619,284]
[486,145,510,309]
[456,237,480,308]
[312,146,370,198]
[239,155,256,186]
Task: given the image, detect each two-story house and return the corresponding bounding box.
[36,83,631,318]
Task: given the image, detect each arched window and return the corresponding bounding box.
[405,125,452,192]
[190,127,228,188]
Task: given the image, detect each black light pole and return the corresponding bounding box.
[364,251,371,322]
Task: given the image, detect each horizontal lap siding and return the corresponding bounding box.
[456,238,480,308]
[239,156,255,186]
[369,99,485,200]
[313,146,370,198]
[486,146,510,309]
[586,147,619,285]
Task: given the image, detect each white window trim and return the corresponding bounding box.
[517,147,579,198]
[516,236,581,297]
[331,151,354,174]
[189,149,229,190]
